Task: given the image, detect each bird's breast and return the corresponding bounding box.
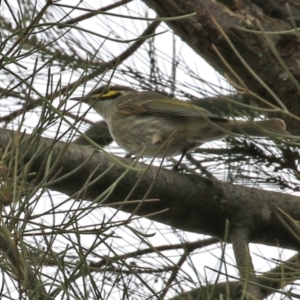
[107,115,194,157]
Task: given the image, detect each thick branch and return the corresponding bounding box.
[1,128,300,250]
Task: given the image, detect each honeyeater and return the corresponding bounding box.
[71,85,287,168]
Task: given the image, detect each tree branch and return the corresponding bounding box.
[1,128,300,250]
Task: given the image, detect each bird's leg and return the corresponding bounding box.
[172,149,187,170]
[124,139,162,161]
[125,147,146,160]
[125,150,138,159]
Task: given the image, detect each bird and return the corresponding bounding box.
[71,84,287,169]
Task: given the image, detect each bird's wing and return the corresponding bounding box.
[116,93,228,122]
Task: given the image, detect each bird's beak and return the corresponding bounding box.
[69,96,82,101]
[70,95,94,103]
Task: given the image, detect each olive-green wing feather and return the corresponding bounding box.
[116,93,228,122]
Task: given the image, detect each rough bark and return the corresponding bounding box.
[1,128,300,250]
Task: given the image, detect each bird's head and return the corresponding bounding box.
[71,84,136,104]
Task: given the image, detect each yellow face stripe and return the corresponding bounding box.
[92,90,121,99]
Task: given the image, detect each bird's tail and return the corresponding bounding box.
[230,118,288,136]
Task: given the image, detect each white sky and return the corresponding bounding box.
[0,1,298,299]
